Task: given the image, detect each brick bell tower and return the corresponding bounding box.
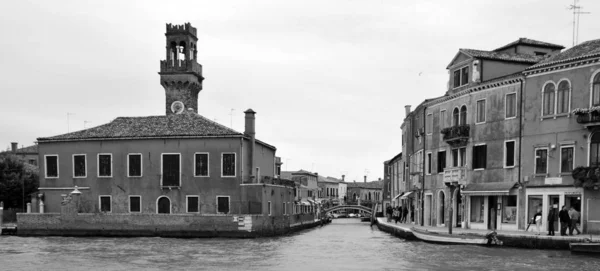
[159,23,204,115]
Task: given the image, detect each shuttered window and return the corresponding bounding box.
[162,154,180,186]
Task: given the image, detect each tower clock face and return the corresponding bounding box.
[171,101,185,114]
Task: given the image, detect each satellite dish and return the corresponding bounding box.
[171,101,184,114]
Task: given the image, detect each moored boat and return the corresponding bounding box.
[411,227,502,246]
[570,242,600,254]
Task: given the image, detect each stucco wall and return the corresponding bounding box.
[37,137,272,214]
[481,60,529,82]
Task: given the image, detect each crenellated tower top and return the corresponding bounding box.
[159,22,204,115]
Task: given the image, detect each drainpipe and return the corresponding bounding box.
[421,105,427,227]
[518,78,524,229]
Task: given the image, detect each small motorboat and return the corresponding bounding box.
[411,227,502,246]
[570,241,600,254]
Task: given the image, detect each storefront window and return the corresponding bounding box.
[470,196,484,223]
[527,195,543,224]
[502,195,517,224]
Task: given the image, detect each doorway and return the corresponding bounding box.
[157,196,171,214]
[454,189,462,227]
[438,191,445,226]
[488,196,497,230]
[549,195,560,231]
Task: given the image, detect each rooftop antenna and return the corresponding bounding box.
[67,113,75,132]
[229,109,235,128]
[569,0,590,46]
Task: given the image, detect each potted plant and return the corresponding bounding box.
[571,108,589,116]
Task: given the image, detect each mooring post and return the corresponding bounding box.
[0,201,4,235]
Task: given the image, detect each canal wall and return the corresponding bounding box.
[16,212,324,238]
[376,218,595,250]
[375,219,417,240]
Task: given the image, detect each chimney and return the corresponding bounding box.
[404,105,411,117]
[244,109,256,183]
[342,175,345,182]
[11,142,18,154]
[364,176,367,183]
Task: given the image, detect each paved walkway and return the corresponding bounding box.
[377,218,600,241]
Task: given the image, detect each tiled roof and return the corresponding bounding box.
[460,48,544,64]
[527,39,600,70]
[17,144,38,154]
[494,38,565,52]
[37,111,277,150]
[38,111,241,142]
[347,180,383,189]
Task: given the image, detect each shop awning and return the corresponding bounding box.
[307,199,316,205]
[400,191,414,199]
[392,192,404,200]
[461,182,518,196]
[300,201,311,206]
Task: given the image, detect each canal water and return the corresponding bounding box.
[2,219,600,270]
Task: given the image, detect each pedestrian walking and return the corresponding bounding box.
[402,206,408,223]
[532,207,542,235]
[386,206,393,222]
[568,207,581,235]
[547,205,556,236]
[559,205,571,236]
[393,207,400,224]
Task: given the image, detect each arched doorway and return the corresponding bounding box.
[438,190,445,226]
[157,196,171,214]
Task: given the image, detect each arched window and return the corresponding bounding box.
[590,133,600,167]
[543,83,555,116]
[453,108,459,126]
[157,196,171,214]
[593,73,600,106]
[557,81,570,114]
[460,106,467,125]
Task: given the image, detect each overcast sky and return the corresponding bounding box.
[1,0,599,181]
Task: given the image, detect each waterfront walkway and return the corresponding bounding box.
[377,218,600,249]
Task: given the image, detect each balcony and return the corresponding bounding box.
[440,125,470,147]
[443,167,466,186]
[576,112,600,128]
[160,59,203,78]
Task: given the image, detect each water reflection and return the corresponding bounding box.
[1,219,600,270]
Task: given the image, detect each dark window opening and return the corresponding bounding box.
[561,147,574,173]
[217,196,230,214]
[195,153,209,177]
[128,154,142,177]
[162,154,180,186]
[187,196,199,213]
[472,145,487,169]
[46,156,58,178]
[100,196,111,212]
[505,141,515,167]
[74,155,86,177]
[591,133,600,167]
[437,151,446,173]
[222,153,236,177]
[130,196,141,213]
[98,154,112,177]
[535,149,548,174]
[534,51,547,56]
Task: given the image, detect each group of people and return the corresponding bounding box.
[531,205,581,236]
[386,205,409,224]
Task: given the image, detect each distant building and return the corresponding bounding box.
[346,177,383,208]
[1,142,39,166]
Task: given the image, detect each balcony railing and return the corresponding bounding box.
[443,167,466,185]
[576,113,600,127]
[160,60,203,77]
[441,125,470,147]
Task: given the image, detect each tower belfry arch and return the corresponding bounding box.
[159,23,204,115]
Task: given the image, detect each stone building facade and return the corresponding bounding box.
[397,38,600,233]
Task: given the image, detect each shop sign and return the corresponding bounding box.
[544,177,562,185]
